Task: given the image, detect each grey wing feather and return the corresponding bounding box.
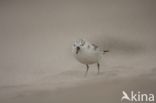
[92,43,98,50]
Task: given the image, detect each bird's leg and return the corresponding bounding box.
[97,63,100,74]
[85,64,89,76]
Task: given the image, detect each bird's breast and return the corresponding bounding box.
[74,49,102,64]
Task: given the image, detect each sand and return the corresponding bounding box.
[0,0,156,103]
[1,75,156,103]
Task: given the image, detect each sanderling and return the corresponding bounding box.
[72,39,109,76]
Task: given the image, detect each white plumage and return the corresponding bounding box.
[72,39,108,76]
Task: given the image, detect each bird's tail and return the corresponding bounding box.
[103,50,109,54]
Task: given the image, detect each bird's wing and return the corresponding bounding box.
[91,43,98,50]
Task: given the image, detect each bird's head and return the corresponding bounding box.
[72,39,86,54]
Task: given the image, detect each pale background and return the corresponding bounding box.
[0,0,156,103]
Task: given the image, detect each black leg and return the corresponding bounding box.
[85,64,89,76]
[97,63,100,74]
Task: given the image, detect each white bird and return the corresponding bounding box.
[72,39,109,76]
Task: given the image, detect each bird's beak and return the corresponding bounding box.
[76,47,80,54]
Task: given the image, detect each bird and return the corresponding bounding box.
[72,39,109,76]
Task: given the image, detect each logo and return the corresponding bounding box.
[121,91,155,103]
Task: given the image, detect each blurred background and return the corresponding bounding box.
[0,0,156,102]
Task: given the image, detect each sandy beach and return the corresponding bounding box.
[0,0,156,103]
[1,75,156,103]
